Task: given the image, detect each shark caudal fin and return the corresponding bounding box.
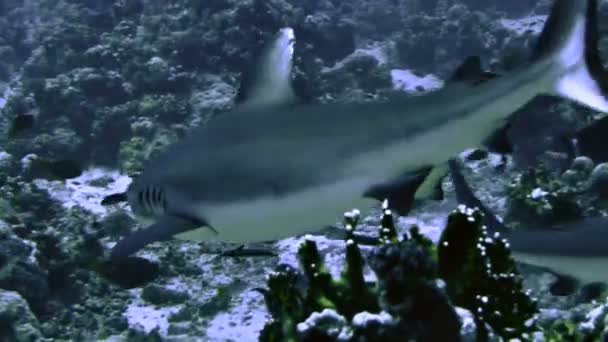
[537,0,608,112]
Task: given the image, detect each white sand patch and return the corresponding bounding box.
[205,289,270,341]
[33,168,132,216]
[500,15,547,36]
[124,292,182,335]
[390,69,444,93]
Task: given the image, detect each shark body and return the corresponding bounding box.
[110,0,608,260]
[448,158,608,284]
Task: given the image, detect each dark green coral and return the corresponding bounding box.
[438,205,538,340]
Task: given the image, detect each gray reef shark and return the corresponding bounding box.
[448,158,608,285]
[109,0,608,260]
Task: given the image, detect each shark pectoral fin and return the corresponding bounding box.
[482,120,513,154]
[173,224,219,242]
[414,164,448,201]
[110,215,203,261]
[549,273,580,296]
[449,56,500,86]
[363,165,433,215]
[235,27,299,109]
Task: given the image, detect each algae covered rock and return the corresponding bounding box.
[589,163,608,197]
[0,290,42,342]
[506,165,583,224]
[0,219,50,311]
[507,156,608,224]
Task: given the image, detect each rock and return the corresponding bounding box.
[296,309,348,340]
[0,221,50,308]
[350,311,398,340]
[0,290,42,342]
[561,169,583,185]
[301,13,356,64]
[589,163,608,197]
[0,151,13,171]
[571,156,595,175]
[141,284,189,306]
[456,307,477,342]
[579,304,608,335]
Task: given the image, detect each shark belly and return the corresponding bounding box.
[174,175,378,243]
[172,112,502,245]
[513,252,608,284]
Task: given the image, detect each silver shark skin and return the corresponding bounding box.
[111,0,608,260]
[448,158,608,284]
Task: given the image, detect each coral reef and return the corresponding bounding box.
[1,0,608,340]
[0,0,546,172]
[506,156,608,225]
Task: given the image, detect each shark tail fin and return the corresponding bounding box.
[536,0,608,112]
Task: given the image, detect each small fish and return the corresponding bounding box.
[111,0,608,261]
[101,192,128,206]
[219,245,277,257]
[8,114,35,138]
[30,158,83,180]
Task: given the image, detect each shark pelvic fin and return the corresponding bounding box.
[110,214,214,261]
[363,165,433,215]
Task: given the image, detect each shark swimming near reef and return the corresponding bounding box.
[109,0,608,261]
[448,158,608,285]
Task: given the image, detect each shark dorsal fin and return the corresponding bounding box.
[449,56,499,85]
[235,27,298,109]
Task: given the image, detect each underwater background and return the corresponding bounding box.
[1,0,608,340]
